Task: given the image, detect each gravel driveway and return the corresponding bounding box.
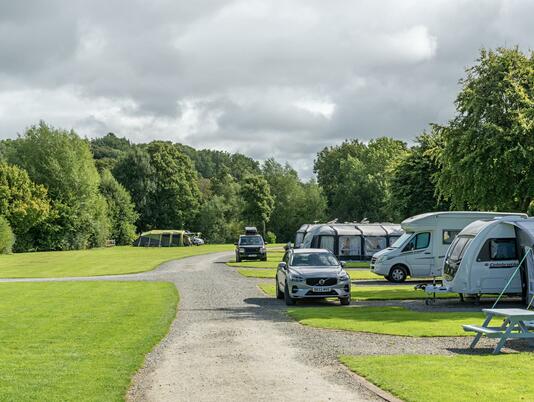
[0,251,501,401]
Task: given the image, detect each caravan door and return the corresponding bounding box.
[402,232,433,277]
[475,237,521,293]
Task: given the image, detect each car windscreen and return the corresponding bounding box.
[291,252,339,267]
[390,233,412,248]
[239,236,263,245]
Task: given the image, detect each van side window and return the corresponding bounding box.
[402,232,430,252]
[477,238,517,261]
[442,230,460,244]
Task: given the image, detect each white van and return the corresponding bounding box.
[370,211,527,282]
[425,216,534,301]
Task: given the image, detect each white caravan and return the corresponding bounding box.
[426,216,534,302]
[370,211,527,282]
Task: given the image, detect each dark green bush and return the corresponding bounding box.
[0,216,15,254]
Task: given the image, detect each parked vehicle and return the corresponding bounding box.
[275,248,351,306]
[425,216,534,302]
[371,211,527,283]
[235,233,267,262]
[191,236,205,246]
[300,223,402,261]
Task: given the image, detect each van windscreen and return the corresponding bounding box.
[390,233,412,248]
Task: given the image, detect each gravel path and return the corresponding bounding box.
[0,251,513,401]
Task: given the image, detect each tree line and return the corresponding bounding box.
[0,46,533,253]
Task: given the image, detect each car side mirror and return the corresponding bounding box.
[278,262,287,270]
[234,242,238,246]
[264,242,269,245]
[340,261,346,268]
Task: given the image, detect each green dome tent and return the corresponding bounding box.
[134,230,191,247]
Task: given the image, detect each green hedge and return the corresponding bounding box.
[0,216,14,254]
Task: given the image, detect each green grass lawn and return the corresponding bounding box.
[288,306,483,336]
[340,354,534,401]
[0,244,233,278]
[0,281,177,401]
[258,283,454,300]
[238,268,380,280]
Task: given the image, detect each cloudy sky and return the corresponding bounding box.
[0,1,533,177]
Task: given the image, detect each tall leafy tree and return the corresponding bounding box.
[240,175,274,233]
[314,137,407,221]
[9,122,109,250]
[90,133,132,171]
[388,132,449,220]
[113,147,156,231]
[0,162,51,251]
[99,170,138,245]
[263,159,327,241]
[436,47,534,211]
[144,141,201,229]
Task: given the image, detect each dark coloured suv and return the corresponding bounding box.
[235,234,267,262]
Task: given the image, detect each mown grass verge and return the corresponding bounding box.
[0,281,177,401]
[340,354,534,401]
[288,306,482,336]
[0,244,233,278]
[258,283,455,300]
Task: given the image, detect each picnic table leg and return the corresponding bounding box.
[517,321,534,347]
[470,314,494,349]
[493,322,516,355]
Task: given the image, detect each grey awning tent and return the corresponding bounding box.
[511,219,534,304]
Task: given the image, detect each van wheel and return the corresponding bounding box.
[388,266,407,283]
[275,276,284,299]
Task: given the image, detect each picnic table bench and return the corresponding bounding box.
[463,308,534,354]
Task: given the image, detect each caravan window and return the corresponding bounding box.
[442,230,461,244]
[477,238,517,261]
[339,236,361,256]
[449,236,472,261]
[364,237,387,255]
[319,236,335,252]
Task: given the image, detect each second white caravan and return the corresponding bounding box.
[370,211,527,282]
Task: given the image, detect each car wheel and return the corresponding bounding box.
[389,266,407,283]
[284,281,296,306]
[236,254,241,263]
[261,256,267,261]
[340,296,351,306]
[275,276,284,299]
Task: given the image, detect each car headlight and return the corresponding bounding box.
[289,273,305,282]
[239,248,245,253]
[339,272,350,282]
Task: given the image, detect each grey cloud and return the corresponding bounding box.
[1,0,533,178]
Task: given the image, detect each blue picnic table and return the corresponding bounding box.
[463,308,534,354]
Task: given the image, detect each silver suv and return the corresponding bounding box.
[275,248,351,306]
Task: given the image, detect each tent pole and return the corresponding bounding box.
[492,247,532,309]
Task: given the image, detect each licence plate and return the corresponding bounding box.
[248,254,257,257]
[312,287,331,292]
